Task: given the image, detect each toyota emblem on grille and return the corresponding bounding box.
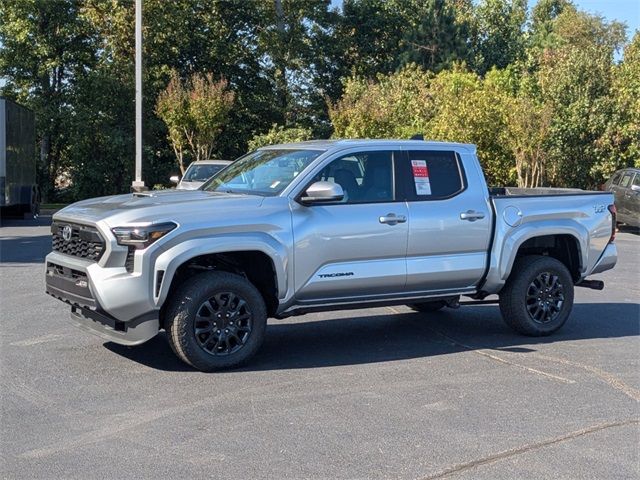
[62,225,73,242]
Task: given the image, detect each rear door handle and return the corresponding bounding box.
[379,213,407,225]
[460,210,485,222]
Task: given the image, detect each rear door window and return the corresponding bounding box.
[404,151,466,200]
[620,173,633,188]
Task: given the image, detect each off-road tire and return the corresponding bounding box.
[499,255,574,336]
[165,271,267,371]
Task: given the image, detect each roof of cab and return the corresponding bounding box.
[260,139,476,152]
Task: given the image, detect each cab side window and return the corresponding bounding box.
[406,150,465,199]
[315,151,394,203]
[610,172,622,185]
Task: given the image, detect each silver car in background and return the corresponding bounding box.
[170,159,231,190]
[604,167,640,228]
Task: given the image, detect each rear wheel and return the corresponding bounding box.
[499,255,574,336]
[165,271,267,371]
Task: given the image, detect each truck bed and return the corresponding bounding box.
[489,186,605,197]
[482,188,616,293]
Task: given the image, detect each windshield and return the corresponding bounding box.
[202,149,323,196]
[183,163,227,182]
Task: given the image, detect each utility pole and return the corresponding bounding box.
[131,0,146,192]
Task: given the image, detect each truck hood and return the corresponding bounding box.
[54,189,265,225]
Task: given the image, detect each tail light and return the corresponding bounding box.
[608,204,617,243]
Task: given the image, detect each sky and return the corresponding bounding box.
[330,0,640,38]
[548,0,640,35]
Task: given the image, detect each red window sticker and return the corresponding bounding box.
[411,160,431,195]
[411,160,429,178]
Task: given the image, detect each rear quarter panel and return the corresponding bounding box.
[483,192,614,293]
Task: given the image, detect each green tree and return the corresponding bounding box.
[427,66,515,185]
[338,0,472,77]
[470,0,527,74]
[156,71,234,173]
[2,0,633,200]
[328,64,516,185]
[0,0,96,200]
[504,94,553,187]
[594,33,640,178]
[398,0,471,72]
[529,0,572,49]
[248,0,340,136]
[536,8,626,188]
[248,124,313,150]
[328,65,434,139]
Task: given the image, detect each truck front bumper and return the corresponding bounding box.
[45,251,159,346]
[68,306,159,346]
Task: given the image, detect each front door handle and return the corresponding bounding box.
[379,213,407,225]
[460,210,486,222]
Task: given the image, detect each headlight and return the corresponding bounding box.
[111,222,177,249]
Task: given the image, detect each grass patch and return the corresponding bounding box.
[41,203,68,210]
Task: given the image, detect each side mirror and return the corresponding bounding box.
[631,184,640,192]
[300,181,344,204]
[170,175,180,184]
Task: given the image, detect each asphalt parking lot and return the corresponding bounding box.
[1,217,639,479]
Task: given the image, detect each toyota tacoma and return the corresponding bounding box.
[45,140,618,371]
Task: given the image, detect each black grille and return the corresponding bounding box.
[46,261,97,308]
[51,222,105,261]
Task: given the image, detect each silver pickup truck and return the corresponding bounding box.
[45,140,618,371]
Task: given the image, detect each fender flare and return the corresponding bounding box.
[498,220,588,282]
[153,232,289,308]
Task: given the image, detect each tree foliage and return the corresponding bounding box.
[0,0,637,198]
[329,65,434,139]
[472,0,528,73]
[156,71,234,173]
[248,124,313,150]
[329,3,635,189]
[338,0,472,77]
[0,0,97,200]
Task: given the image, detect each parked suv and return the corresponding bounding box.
[170,159,231,190]
[604,167,640,228]
[46,140,617,371]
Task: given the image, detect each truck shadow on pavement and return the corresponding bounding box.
[0,217,53,264]
[618,225,640,235]
[0,234,51,263]
[104,302,639,372]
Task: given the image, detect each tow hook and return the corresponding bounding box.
[576,279,605,290]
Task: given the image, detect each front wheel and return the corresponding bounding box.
[499,255,574,336]
[165,271,267,371]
